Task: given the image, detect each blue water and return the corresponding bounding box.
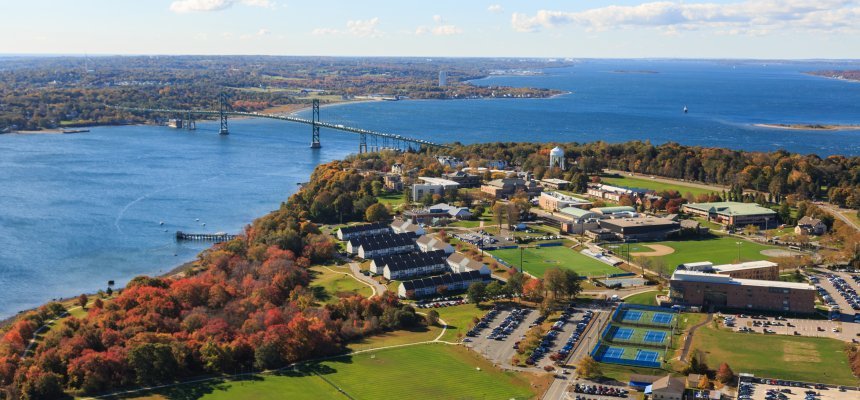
[304,60,860,156]
[1,59,859,318]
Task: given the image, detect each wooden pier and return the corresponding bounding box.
[175,231,238,242]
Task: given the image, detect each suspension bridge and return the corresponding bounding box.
[110,94,446,153]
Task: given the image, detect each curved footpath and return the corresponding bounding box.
[679,313,713,362]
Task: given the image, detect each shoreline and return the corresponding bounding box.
[753,123,860,131]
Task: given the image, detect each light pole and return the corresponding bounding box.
[735,241,742,263]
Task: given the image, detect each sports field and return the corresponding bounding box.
[621,236,777,271]
[691,325,857,385]
[606,326,669,347]
[490,245,622,278]
[592,343,666,368]
[615,308,676,327]
[121,344,537,400]
[599,175,717,197]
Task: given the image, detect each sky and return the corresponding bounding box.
[1,0,858,58]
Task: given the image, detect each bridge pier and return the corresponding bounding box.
[359,132,367,154]
[219,93,229,135]
[185,112,196,130]
[310,99,321,148]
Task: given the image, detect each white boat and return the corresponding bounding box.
[683,105,688,113]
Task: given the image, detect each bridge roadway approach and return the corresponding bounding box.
[111,100,446,153]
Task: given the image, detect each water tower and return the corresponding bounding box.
[549,146,566,170]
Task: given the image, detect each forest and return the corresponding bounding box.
[0,56,566,131]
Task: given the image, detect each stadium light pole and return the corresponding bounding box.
[735,241,742,262]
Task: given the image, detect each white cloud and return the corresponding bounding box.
[257,28,270,36]
[488,4,503,14]
[313,18,383,38]
[416,15,463,36]
[169,0,274,14]
[511,0,860,34]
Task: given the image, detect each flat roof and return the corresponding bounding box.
[682,202,776,217]
[671,270,814,290]
[601,217,678,228]
[542,191,590,203]
[593,206,636,214]
[418,176,460,186]
[560,207,598,218]
[713,260,778,273]
[541,178,569,184]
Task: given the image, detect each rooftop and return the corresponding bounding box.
[541,191,591,203]
[560,207,598,218]
[683,201,777,216]
[671,270,814,290]
[593,206,637,214]
[418,176,460,186]
[713,260,778,273]
[541,178,569,184]
[600,217,678,228]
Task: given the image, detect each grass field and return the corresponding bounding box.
[623,291,664,306]
[376,191,405,206]
[691,325,858,385]
[117,344,538,400]
[599,175,717,197]
[309,266,373,304]
[435,303,486,342]
[490,245,622,278]
[619,236,777,271]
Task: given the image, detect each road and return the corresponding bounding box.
[347,261,387,297]
[819,203,860,232]
[542,309,610,400]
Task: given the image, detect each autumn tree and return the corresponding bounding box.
[576,356,601,379]
[365,203,390,222]
[425,309,440,326]
[715,362,735,384]
[77,293,89,309]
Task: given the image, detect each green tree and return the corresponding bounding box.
[467,282,487,304]
[576,356,602,379]
[254,341,282,370]
[128,343,178,386]
[778,202,791,224]
[425,309,440,326]
[200,342,234,373]
[365,203,390,222]
[485,280,504,299]
[371,180,383,197]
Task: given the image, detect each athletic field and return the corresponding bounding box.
[621,236,777,271]
[122,344,537,400]
[599,175,716,197]
[591,343,666,368]
[490,245,623,278]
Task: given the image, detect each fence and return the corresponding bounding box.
[590,343,663,369]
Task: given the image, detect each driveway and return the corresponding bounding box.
[347,262,387,297]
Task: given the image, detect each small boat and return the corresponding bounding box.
[683,105,688,114]
[159,221,164,226]
[195,218,200,222]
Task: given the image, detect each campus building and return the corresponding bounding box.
[347,232,417,259]
[679,260,779,281]
[403,203,472,224]
[592,206,637,217]
[795,216,827,236]
[370,250,450,280]
[555,207,601,234]
[587,183,650,203]
[480,178,542,199]
[383,174,403,191]
[411,177,460,201]
[650,376,686,400]
[681,202,777,228]
[397,270,485,298]
[442,171,482,188]
[598,217,680,241]
[446,252,491,275]
[538,191,591,212]
[539,178,570,190]
[336,222,392,241]
[390,219,425,236]
[416,234,455,254]
[669,270,816,313]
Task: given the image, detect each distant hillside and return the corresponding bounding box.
[807,70,860,82]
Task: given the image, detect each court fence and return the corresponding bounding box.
[590,343,663,369]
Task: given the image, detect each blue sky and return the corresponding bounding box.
[1,0,858,58]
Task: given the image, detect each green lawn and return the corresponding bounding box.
[623,291,664,306]
[600,175,718,197]
[620,236,777,271]
[692,325,857,385]
[309,266,373,304]
[490,245,622,278]
[435,303,487,342]
[117,344,537,400]
[376,192,405,206]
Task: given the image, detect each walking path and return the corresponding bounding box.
[819,203,860,232]
[321,264,381,298]
[346,262,387,297]
[679,313,713,362]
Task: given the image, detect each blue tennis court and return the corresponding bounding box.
[603,346,625,359]
[613,328,634,340]
[651,313,674,324]
[621,310,642,322]
[635,349,660,363]
[644,331,667,343]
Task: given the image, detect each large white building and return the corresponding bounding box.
[411,176,460,201]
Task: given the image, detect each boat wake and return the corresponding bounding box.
[114,174,224,235]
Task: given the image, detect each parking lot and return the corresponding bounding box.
[724,314,860,342]
[812,273,859,317]
[738,378,859,400]
[464,303,608,371]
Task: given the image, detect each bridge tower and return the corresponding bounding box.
[185,112,196,131]
[382,136,389,150]
[219,93,229,135]
[310,99,321,148]
[370,135,378,152]
[359,132,367,154]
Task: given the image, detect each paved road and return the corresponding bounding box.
[819,203,860,232]
[347,262,386,297]
[542,310,609,400]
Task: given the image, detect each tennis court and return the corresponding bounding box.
[635,349,660,363]
[651,312,674,325]
[643,331,667,344]
[612,327,634,340]
[603,346,625,359]
[621,310,643,322]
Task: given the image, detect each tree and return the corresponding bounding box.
[485,281,504,299]
[576,356,601,379]
[492,202,506,233]
[743,224,760,236]
[698,374,711,389]
[127,343,178,386]
[425,309,440,326]
[467,282,487,304]
[371,180,383,197]
[473,204,485,219]
[254,341,282,370]
[715,362,735,384]
[543,267,565,299]
[365,203,390,222]
[78,293,89,309]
